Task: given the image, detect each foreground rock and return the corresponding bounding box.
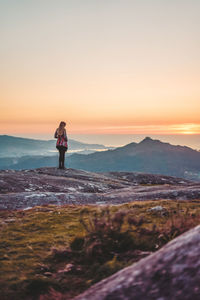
[74,225,200,300]
[0,168,200,210]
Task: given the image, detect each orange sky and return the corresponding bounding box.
[1,1,200,136]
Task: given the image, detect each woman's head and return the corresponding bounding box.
[59,121,66,129]
[57,121,66,135]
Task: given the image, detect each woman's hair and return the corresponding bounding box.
[57,121,66,136]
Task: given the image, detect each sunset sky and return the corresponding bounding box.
[1,0,200,140]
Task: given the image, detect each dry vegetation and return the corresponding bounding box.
[0,200,200,300]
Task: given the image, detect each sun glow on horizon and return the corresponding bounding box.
[175,124,200,135]
[0,122,200,136]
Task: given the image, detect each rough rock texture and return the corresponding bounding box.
[0,167,200,210]
[74,225,200,300]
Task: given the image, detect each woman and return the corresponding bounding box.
[54,121,68,169]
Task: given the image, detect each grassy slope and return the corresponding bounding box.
[0,200,200,299]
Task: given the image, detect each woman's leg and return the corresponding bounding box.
[59,149,62,169]
[61,149,66,169]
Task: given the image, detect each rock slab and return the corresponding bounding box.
[74,225,200,300]
[0,168,200,210]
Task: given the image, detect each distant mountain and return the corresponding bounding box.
[68,137,200,179]
[1,137,200,180]
[0,135,108,157]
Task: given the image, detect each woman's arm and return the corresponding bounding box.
[64,129,68,141]
[54,129,58,138]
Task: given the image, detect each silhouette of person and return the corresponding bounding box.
[54,121,68,169]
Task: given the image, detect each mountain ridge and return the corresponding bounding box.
[68,137,200,179]
[0,136,200,180]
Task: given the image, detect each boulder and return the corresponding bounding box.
[74,225,200,300]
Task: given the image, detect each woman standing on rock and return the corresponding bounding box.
[54,121,68,169]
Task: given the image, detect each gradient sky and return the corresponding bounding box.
[1,0,200,137]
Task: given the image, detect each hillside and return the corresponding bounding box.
[0,167,200,300]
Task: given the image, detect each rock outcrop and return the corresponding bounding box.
[0,168,200,210]
[74,225,200,300]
